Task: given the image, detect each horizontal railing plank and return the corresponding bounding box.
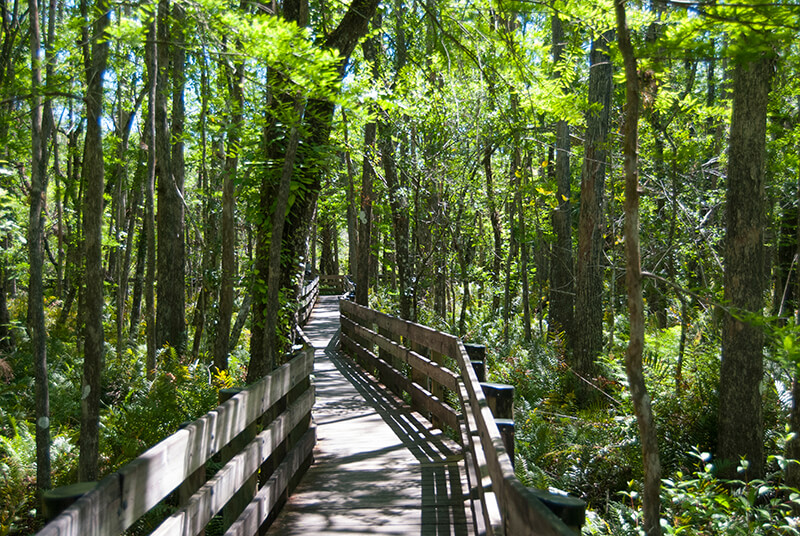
[37,350,314,536]
[341,331,459,430]
[340,299,454,357]
[341,316,458,391]
[150,386,315,536]
[224,426,316,536]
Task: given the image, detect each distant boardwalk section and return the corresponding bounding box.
[267,295,471,535]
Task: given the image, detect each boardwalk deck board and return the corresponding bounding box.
[268,296,473,536]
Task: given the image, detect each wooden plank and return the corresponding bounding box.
[408,380,460,431]
[150,387,315,536]
[341,316,459,391]
[36,351,314,536]
[457,380,501,535]
[223,426,316,536]
[339,300,454,356]
[452,341,574,536]
[341,332,410,396]
[341,331,459,431]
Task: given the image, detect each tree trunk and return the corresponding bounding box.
[156,0,185,353]
[190,57,217,359]
[78,0,110,483]
[229,292,252,354]
[380,114,411,319]
[573,30,613,401]
[144,17,157,377]
[129,199,147,342]
[548,14,574,341]
[28,0,52,497]
[615,2,661,534]
[246,98,305,382]
[214,47,244,372]
[356,31,378,306]
[717,40,774,481]
[787,99,800,491]
[483,143,502,313]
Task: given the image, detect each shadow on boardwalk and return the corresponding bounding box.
[267,296,471,535]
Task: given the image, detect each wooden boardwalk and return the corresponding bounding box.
[267,295,473,535]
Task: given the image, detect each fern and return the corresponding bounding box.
[0,419,35,536]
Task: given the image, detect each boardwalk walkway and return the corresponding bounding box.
[267,295,472,535]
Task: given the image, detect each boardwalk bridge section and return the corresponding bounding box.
[36,275,584,536]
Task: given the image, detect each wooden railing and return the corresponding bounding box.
[36,332,316,536]
[318,274,354,295]
[297,275,319,325]
[339,299,583,536]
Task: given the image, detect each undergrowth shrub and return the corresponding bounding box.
[0,419,78,535]
[101,345,220,472]
[586,450,800,535]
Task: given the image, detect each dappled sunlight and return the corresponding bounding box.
[267,296,470,535]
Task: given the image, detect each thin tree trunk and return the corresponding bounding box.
[356,31,378,306]
[380,114,410,319]
[78,0,110,483]
[28,0,52,497]
[144,17,157,377]
[156,0,185,353]
[483,143,502,313]
[129,202,146,342]
[229,292,252,354]
[190,56,215,359]
[548,14,574,341]
[615,2,661,534]
[215,48,244,372]
[787,98,800,491]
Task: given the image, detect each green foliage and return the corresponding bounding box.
[588,450,800,536]
[661,451,800,535]
[0,420,78,535]
[0,419,35,535]
[101,346,220,471]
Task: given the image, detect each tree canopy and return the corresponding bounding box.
[3,0,800,533]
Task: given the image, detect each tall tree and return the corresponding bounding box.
[78,0,110,483]
[615,0,661,533]
[548,14,574,340]
[144,17,157,377]
[717,36,775,481]
[27,0,52,497]
[355,28,379,307]
[155,0,185,352]
[572,29,613,399]
[214,38,245,372]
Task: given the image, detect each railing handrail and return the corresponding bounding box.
[37,332,316,536]
[298,275,320,325]
[339,299,577,536]
[318,274,354,294]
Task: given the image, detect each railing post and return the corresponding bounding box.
[480,382,515,468]
[529,488,586,534]
[464,343,486,382]
[177,420,207,535]
[41,482,97,521]
[480,382,514,419]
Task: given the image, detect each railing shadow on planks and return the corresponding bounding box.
[339,298,585,536]
[36,276,324,536]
